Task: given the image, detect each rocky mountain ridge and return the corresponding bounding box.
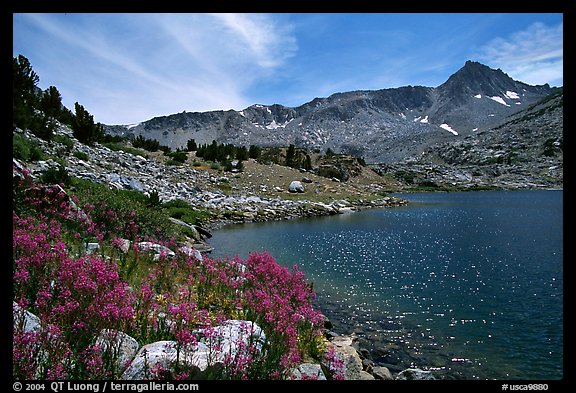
[373,87,563,189]
[105,61,558,165]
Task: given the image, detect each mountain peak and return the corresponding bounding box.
[437,60,520,99]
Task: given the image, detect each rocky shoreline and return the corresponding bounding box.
[16,125,407,236]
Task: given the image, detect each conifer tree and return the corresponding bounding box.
[285,144,297,168]
[39,86,74,125]
[72,102,104,145]
[13,55,55,140]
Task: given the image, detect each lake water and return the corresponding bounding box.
[207,190,563,380]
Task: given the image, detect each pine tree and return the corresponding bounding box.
[72,103,104,145]
[13,55,39,130]
[186,138,197,151]
[13,55,55,140]
[235,146,249,161]
[13,55,39,109]
[285,144,297,168]
[248,145,261,160]
[40,86,73,125]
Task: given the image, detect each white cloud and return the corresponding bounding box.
[208,13,297,69]
[475,21,563,86]
[15,13,298,124]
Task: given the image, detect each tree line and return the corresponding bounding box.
[13,54,108,145]
[14,54,363,173]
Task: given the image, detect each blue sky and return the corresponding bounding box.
[13,13,564,125]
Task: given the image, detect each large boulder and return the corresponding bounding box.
[121,320,266,380]
[288,181,305,193]
[329,335,375,380]
[199,319,266,359]
[95,329,140,375]
[372,366,394,380]
[121,340,210,380]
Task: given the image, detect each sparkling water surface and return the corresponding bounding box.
[207,190,563,380]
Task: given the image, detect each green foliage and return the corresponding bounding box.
[12,55,109,144]
[159,145,172,154]
[41,162,71,186]
[13,134,45,162]
[14,168,329,380]
[542,138,562,157]
[259,147,281,165]
[162,198,192,209]
[302,154,313,171]
[146,189,162,207]
[102,142,148,158]
[132,135,161,152]
[13,55,39,129]
[248,145,261,160]
[72,103,105,145]
[12,56,62,140]
[394,170,416,184]
[39,86,75,125]
[53,134,75,152]
[285,144,298,168]
[100,133,128,144]
[196,140,248,165]
[72,151,90,161]
[165,150,188,163]
[69,178,181,242]
[186,138,197,151]
[235,146,249,161]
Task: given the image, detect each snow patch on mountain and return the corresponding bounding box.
[489,96,510,107]
[440,123,458,136]
[266,119,292,130]
[505,91,520,100]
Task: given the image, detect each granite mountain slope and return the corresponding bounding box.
[104,61,557,165]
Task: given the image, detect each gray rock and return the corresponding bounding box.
[198,320,266,359]
[95,329,140,374]
[291,363,327,380]
[85,242,100,255]
[13,302,42,334]
[288,180,305,193]
[328,334,374,380]
[372,366,394,380]
[121,340,206,380]
[179,245,203,261]
[137,242,176,260]
[357,370,376,380]
[396,368,436,380]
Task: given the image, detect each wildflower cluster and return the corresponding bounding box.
[242,252,325,378]
[13,162,329,380]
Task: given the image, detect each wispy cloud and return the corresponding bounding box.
[475,21,563,86]
[15,13,298,124]
[209,13,297,69]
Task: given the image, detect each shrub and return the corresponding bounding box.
[13,134,45,162]
[41,162,70,187]
[73,151,90,161]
